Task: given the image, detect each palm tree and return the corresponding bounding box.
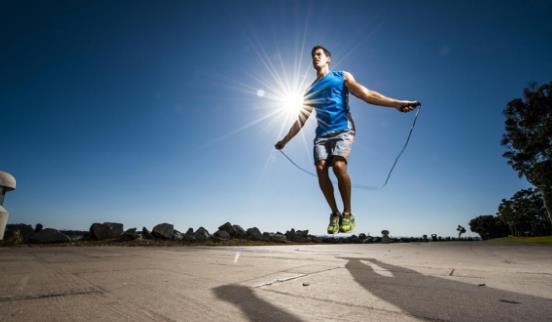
[456,225,466,238]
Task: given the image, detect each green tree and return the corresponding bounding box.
[501,82,552,231]
[456,225,466,238]
[469,215,509,240]
[498,188,550,236]
[497,198,517,236]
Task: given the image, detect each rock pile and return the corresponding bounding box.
[0,221,480,245]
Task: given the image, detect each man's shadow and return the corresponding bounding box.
[341,257,552,321]
[213,285,304,322]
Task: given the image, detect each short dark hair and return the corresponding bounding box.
[311,45,331,58]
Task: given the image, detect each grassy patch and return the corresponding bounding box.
[488,236,552,244]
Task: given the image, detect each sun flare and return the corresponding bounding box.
[280,91,305,117]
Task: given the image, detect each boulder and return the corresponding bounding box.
[246,227,262,240]
[152,223,174,239]
[346,235,362,243]
[60,230,88,241]
[5,224,34,242]
[104,222,123,235]
[141,227,154,240]
[119,228,139,241]
[309,236,323,243]
[285,229,296,241]
[29,228,70,243]
[90,222,123,240]
[262,232,287,243]
[286,229,310,242]
[183,228,195,241]
[194,227,211,242]
[214,229,231,241]
[218,222,236,235]
[322,236,338,243]
[173,229,184,241]
[232,225,247,238]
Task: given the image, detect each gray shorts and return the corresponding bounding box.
[313,130,355,164]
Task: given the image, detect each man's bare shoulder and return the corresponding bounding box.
[343,71,355,82]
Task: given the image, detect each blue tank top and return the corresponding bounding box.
[305,70,355,137]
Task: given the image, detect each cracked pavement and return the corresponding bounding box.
[1,242,551,321]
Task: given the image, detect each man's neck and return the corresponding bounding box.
[316,66,330,80]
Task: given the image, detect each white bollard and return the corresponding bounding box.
[0,171,16,240]
[0,206,7,240]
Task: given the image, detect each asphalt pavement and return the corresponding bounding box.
[1,242,551,321]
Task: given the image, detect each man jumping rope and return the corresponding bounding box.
[274,45,419,234]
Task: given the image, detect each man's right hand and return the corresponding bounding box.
[396,100,421,113]
[274,139,287,150]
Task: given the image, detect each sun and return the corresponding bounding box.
[280,90,305,117]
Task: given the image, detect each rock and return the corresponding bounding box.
[90,222,124,240]
[194,227,211,242]
[262,232,287,243]
[232,225,247,238]
[270,232,288,243]
[285,229,296,241]
[29,228,70,243]
[310,236,323,243]
[5,224,34,242]
[173,229,184,241]
[346,235,363,244]
[152,223,174,240]
[246,227,262,240]
[322,236,338,243]
[183,228,195,241]
[286,229,309,242]
[218,222,235,235]
[104,222,123,236]
[60,230,88,241]
[214,229,231,241]
[119,228,139,241]
[142,227,154,240]
[35,223,43,232]
[296,229,309,237]
[363,236,374,243]
[5,229,23,245]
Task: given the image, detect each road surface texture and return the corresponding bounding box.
[1,242,551,321]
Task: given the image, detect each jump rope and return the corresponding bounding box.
[278,102,422,191]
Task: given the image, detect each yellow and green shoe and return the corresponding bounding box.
[327,214,341,234]
[339,213,356,233]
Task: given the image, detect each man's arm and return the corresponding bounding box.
[275,106,313,150]
[343,71,418,112]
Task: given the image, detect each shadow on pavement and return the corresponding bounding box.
[341,257,552,321]
[213,284,304,322]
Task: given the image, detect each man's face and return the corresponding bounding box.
[312,48,330,70]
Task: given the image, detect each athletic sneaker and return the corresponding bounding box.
[340,213,356,233]
[327,214,341,234]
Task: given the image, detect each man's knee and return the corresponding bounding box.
[332,158,348,175]
[315,160,328,174]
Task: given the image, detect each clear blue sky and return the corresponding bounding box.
[2,0,551,237]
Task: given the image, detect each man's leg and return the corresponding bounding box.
[332,157,352,214]
[315,160,339,215]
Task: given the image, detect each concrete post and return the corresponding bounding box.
[0,206,7,240]
[0,171,16,240]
